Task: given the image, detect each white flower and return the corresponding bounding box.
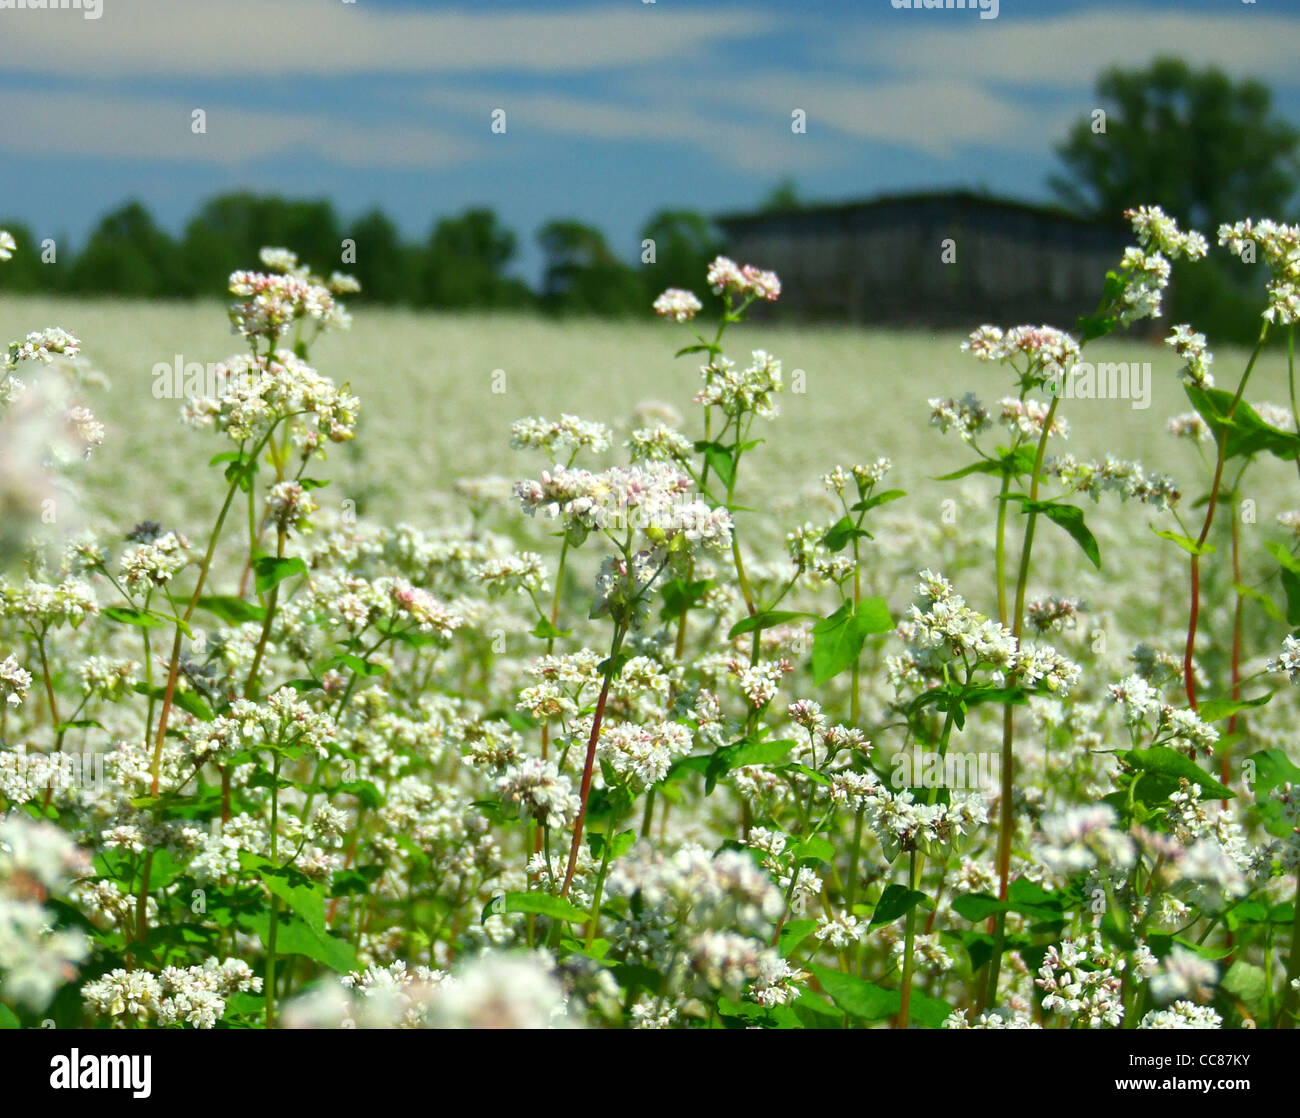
[652,288,702,322]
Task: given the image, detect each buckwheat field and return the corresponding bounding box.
[3,209,1300,1031]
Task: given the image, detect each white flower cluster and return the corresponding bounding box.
[1219,218,1300,324]
[1268,634,1300,682]
[497,758,580,827]
[0,577,99,629]
[1119,206,1209,324]
[696,350,783,420]
[626,423,693,463]
[227,265,351,341]
[652,288,703,322]
[5,327,81,369]
[1036,933,1126,1028]
[82,958,262,1028]
[1139,1001,1223,1029]
[946,1007,1042,1029]
[598,720,693,789]
[1165,324,1214,387]
[1000,396,1069,440]
[266,480,318,535]
[185,689,337,765]
[706,256,781,302]
[928,393,991,442]
[1043,454,1180,510]
[510,414,611,458]
[0,815,91,1010]
[961,324,1081,371]
[1105,676,1219,758]
[1035,805,1136,876]
[182,349,359,451]
[0,653,31,708]
[390,577,464,638]
[119,530,189,592]
[895,570,1080,694]
[515,462,733,555]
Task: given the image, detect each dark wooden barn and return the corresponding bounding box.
[714,191,1130,328]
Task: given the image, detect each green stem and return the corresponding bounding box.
[897,849,920,1029]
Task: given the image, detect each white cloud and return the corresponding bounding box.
[847,10,1300,88]
[0,91,477,168]
[0,0,771,77]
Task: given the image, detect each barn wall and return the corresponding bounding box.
[718,196,1130,329]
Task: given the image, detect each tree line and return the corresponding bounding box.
[0,194,722,317]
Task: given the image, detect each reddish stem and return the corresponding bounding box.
[560,672,614,897]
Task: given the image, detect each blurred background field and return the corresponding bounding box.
[4,293,1294,524]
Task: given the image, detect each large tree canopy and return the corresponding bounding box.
[1051,57,1300,229]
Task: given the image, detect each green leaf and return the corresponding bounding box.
[1221,960,1268,1020]
[935,446,1035,482]
[323,652,386,678]
[659,577,712,622]
[196,595,267,625]
[869,884,933,928]
[1152,527,1215,556]
[1006,498,1100,569]
[807,964,948,1028]
[807,963,897,1020]
[1076,312,1118,342]
[705,738,797,794]
[694,440,735,490]
[242,854,326,932]
[1197,694,1271,723]
[1235,582,1283,623]
[952,879,1064,923]
[850,489,906,514]
[331,780,385,809]
[253,555,307,595]
[789,836,836,864]
[675,343,716,359]
[811,599,892,685]
[480,891,589,925]
[589,829,637,860]
[1187,384,1300,461]
[778,918,818,958]
[132,682,213,723]
[1249,748,1300,794]
[103,606,166,629]
[1125,746,1234,800]
[54,718,103,733]
[823,516,869,553]
[530,618,572,640]
[244,911,355,973]
[0,1004,19,1028]
[728,610,813,639]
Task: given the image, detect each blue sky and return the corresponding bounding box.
[2,0,1298,283]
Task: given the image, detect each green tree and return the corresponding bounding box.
[418,208,530,309]
[69,201,180,297]
[1052,57,1299,229]
[1052,58,1300,344]
[759,178,803,214]
[0,222,61,293]
[344,209,415,304]
[638,209,722,303]
[537,220,642,316]
[180,193,343,296]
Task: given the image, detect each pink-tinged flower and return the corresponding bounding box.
[653,288,703,322]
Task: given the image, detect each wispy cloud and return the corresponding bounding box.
[0,91,477,168]
[0,0,772,78]
[846,10,1300,88]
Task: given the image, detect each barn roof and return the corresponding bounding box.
[714,189,1124,233]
